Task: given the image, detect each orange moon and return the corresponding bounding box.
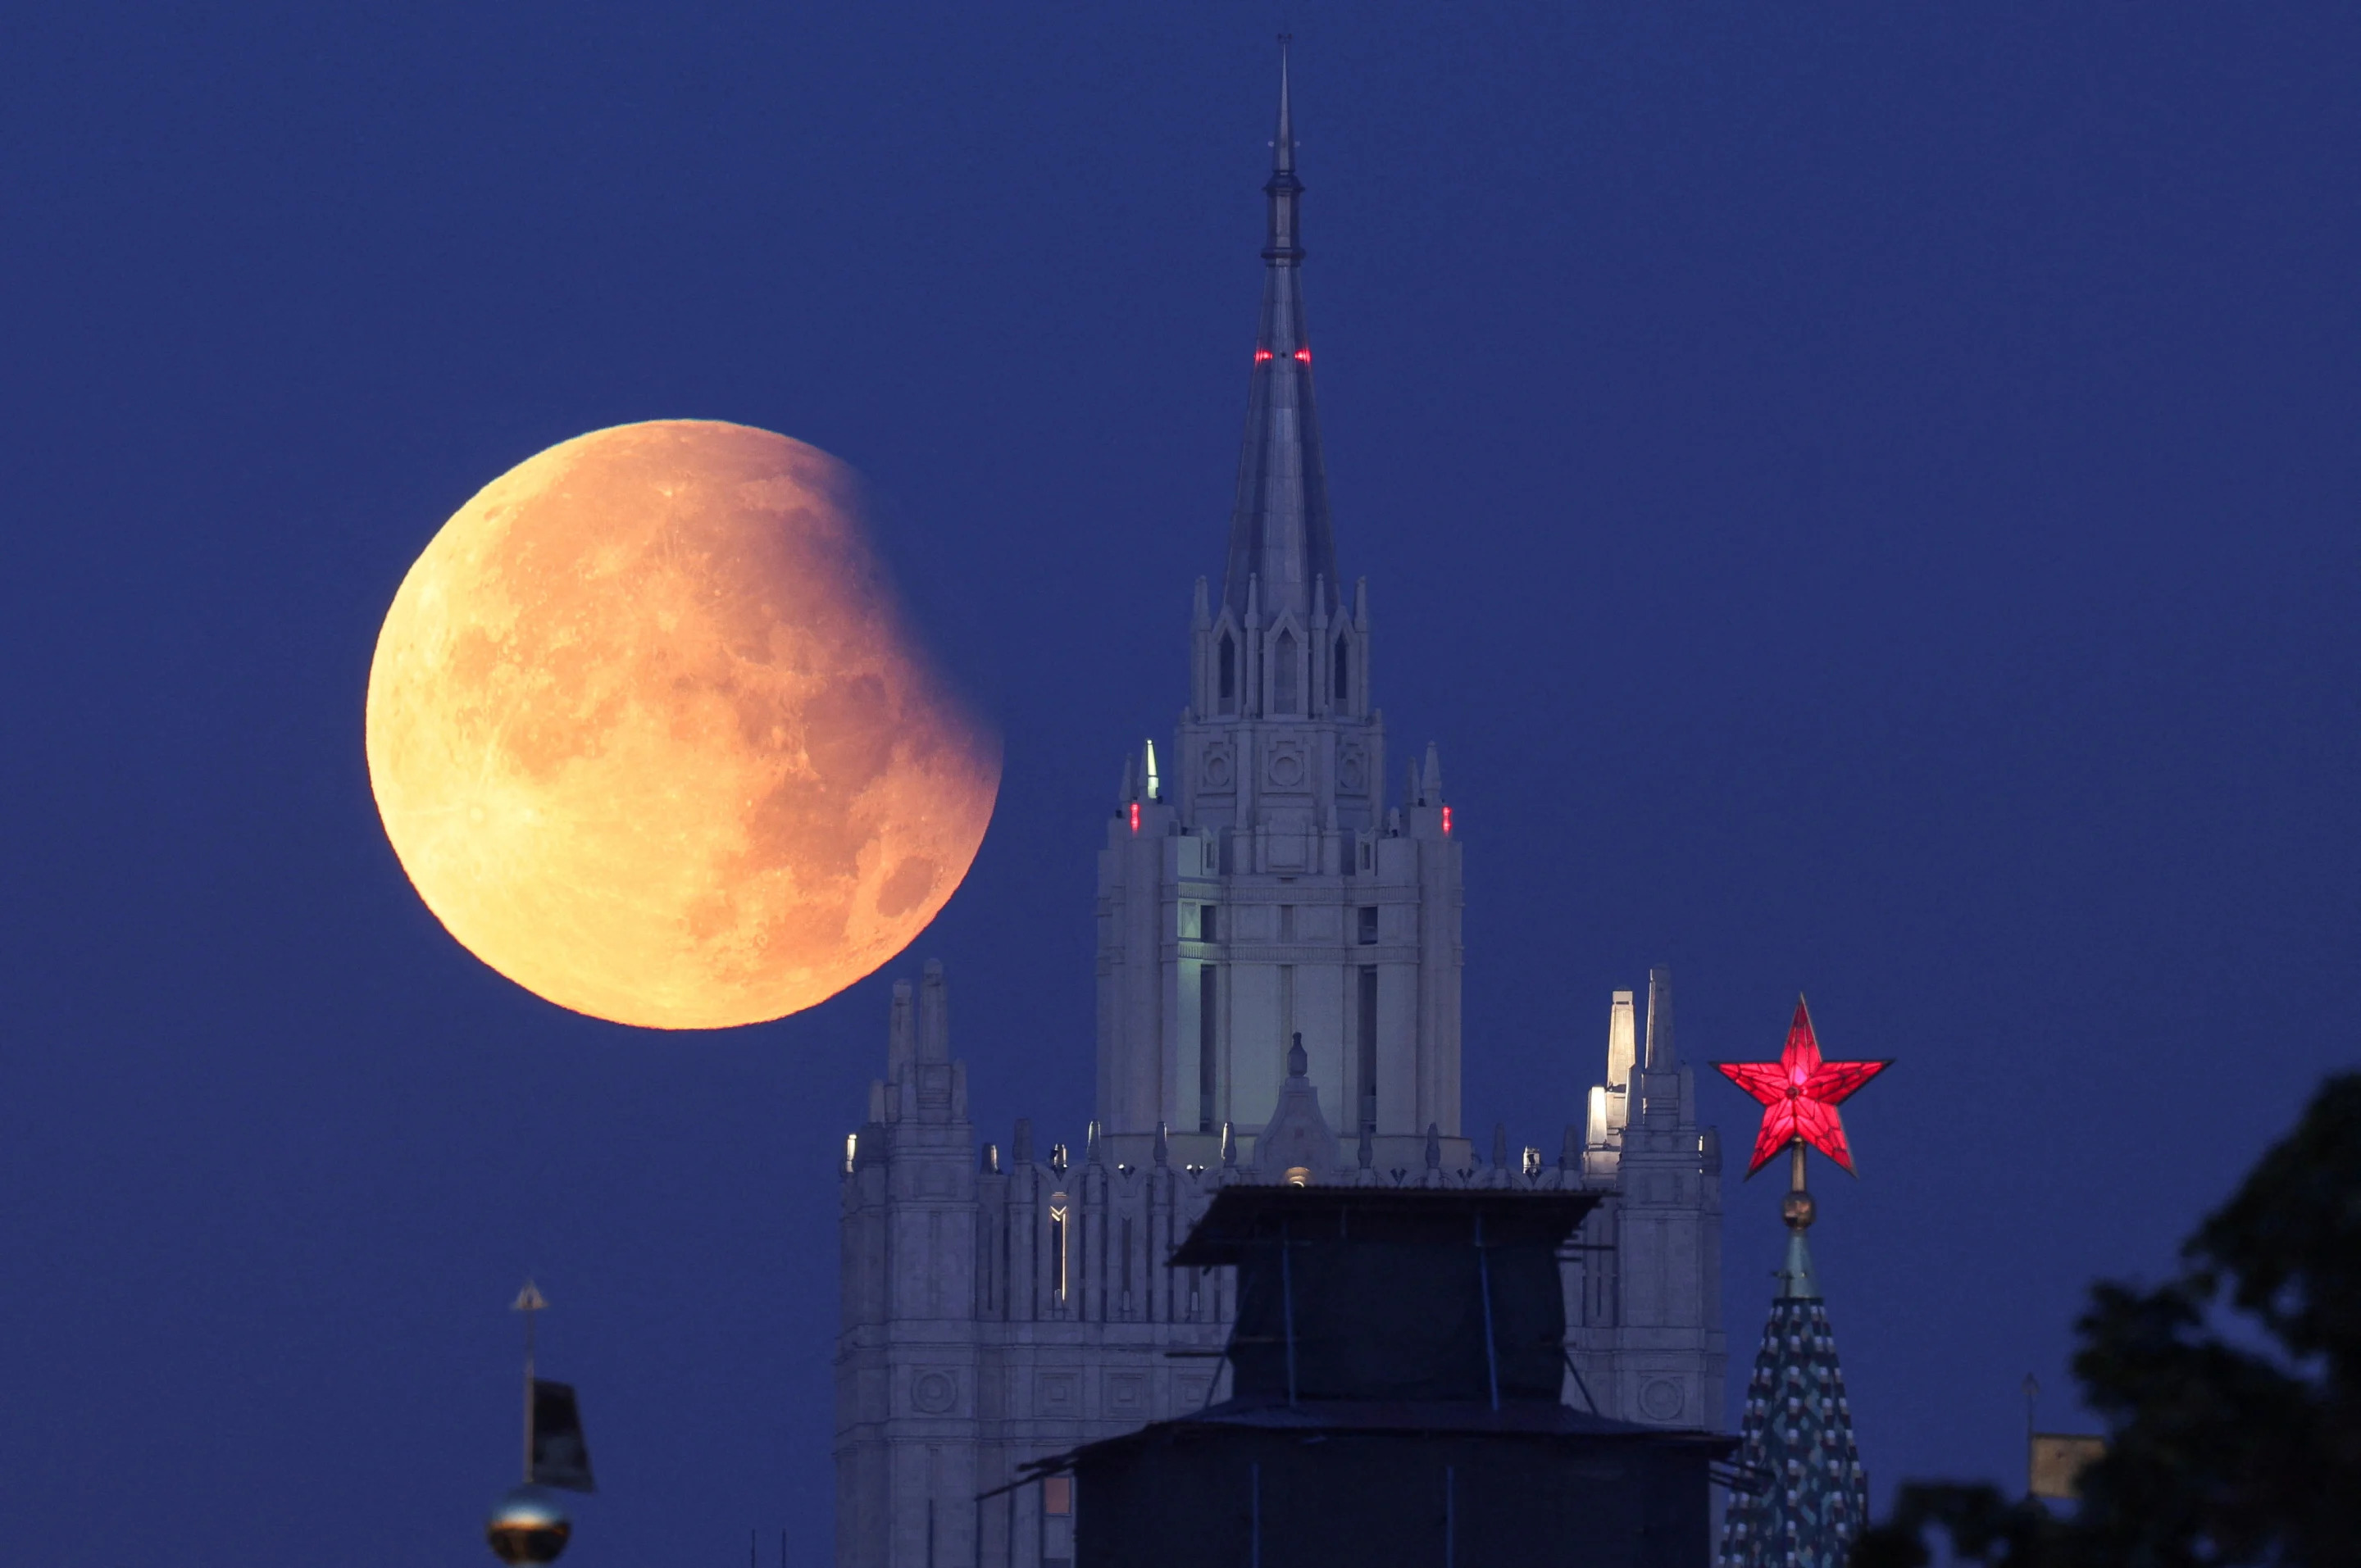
[365,420,999,1030]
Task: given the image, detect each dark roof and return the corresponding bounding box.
[1187,1396,1730,1443]
[1169,1184,1604,1268]
[1016,1398,1736,1481]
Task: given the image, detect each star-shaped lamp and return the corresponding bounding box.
[1714,997,1890,1179]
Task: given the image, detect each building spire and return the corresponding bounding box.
[1220,36,1340,626]
[1717,1004,1886,1568]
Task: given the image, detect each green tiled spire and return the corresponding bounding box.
[1717,1146,1868,1568]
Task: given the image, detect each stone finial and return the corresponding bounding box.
[888,979,916,1074]
[1154,1122,1170,1167]
[1605,989,1638,1099]
[1644,966,1676,1071]
[1085,1120,1104,1166]
[1050,1142,1070,1175]
[1491,1122,1508,1168]
[1310,574,1328,629]
[1424,1123,1442,1170]
[1012,1118,1035,1165]
[1422,742,1443,803]
[1287,1032,1308,1079]
[919,960,949,1063]
[1221,1121,1237,1168]
[1353,575,1369,630]
[1120,751,1137,805]
[980,1143,1000,1175]
[1193,575,1212,629]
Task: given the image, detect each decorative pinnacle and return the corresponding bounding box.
[1262,37,1303,264]
[1273,35,1296,173]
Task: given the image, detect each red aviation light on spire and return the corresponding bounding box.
[1440,805,1452,835]
[1129,802,1141,834]
[1713,997,1890,1177]
[1254,348,1274,363]
[1293,347,1311,363]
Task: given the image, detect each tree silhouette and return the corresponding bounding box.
[1853,1073,2361,1568]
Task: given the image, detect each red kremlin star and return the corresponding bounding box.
[1713,997,1890,1178]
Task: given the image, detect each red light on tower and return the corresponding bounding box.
[1254,348,1273,363]
[1294,347,1311,363]
[1130,801,1141,834]
[1440,805,1452,835]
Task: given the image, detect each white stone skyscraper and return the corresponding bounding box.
[834,48,1724,1568]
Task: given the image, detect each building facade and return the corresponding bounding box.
[835,53,1725,1568]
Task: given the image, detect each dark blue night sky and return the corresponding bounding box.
[4,4,2357,1562]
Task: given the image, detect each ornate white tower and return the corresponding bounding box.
[1095,48,1466,1170]
[834,48,1722,1568]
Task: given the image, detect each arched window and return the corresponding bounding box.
[1217,634,1237,715]
[1333,632,1351,704]
[1273,631,1299,715]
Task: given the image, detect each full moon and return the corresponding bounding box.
[365,420,999,1030]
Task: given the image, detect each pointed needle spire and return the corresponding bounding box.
[1274,34,1296,175]
[1222,36,1337,625]
[512,1279,546,1484]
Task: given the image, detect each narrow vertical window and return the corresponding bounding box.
[1121,1217,1134,1316]
[1358,905,1378,944]
[1358,965,1379,1133]
[1273,631,1299,715]
[1217,634,1237,714]
[1198,965,1218,1133]
[1334,632,1350,703]
[1049,1202,1070,1304]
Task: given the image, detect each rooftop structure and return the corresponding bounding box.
[1049,1185,1732,1568]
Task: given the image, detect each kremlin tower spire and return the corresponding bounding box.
[1713,999,1890,1568]
[1221,37,1339,625]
